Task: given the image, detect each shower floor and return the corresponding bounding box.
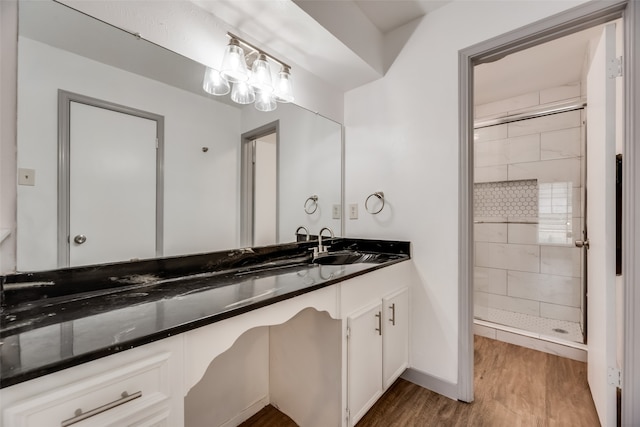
[475,307,584,344]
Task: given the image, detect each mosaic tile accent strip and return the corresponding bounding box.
[474,179,538,217]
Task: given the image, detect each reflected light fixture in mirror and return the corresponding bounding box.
[220,38,249,83]
[251,53,274,94]
[202,67,230,96]
[255,90,277,111]
[231,80,256,104]
[202,33,294,112]
[274,66,294,103]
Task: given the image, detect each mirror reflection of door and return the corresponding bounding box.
[253,133,277,247]
[60,92,164,267]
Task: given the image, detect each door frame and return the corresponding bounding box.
[57,90,165,267]
[457,1,640,424]
[240,121,279,247]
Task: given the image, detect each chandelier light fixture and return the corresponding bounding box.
[203,32,294,112]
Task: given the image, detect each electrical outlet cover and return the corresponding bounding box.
[349,203,358,220]
[332,204,341,219]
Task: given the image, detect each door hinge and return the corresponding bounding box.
[608,56,623,79]
[252,140,256,164]
[155,138,159,149]
[608,366,621,387]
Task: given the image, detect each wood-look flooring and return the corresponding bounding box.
[240,404,298,427]
[240,336,600,426]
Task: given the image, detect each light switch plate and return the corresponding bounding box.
[332,204,341,219]
[18,168,35,186]
[349,203,358,220]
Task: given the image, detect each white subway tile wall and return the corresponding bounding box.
[473,83,585,343]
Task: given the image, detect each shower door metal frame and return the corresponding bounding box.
[472,103,588,345]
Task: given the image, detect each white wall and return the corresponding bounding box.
[184,326,270,427]
[17,37,241,271]
[344,0,587,386]
[242,105,342,242]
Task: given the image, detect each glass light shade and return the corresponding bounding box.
[250,54,274,93]
[202,67,230,96]
[220,39,249,83]
[274,66,294,103]
[255,91,277,112]
[230,81,255,104]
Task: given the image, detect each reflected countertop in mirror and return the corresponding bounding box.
[15,0,343,272]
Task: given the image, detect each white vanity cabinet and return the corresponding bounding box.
[346,300,384,426]
[0,336,184,427]
[1,260,414,427]
[341,263,410,427]
[382,288,409,389]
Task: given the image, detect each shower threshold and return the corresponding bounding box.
[475,308,584,344]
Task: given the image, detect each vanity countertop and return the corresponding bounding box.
[0,238,409,388]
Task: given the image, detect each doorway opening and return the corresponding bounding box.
[471,18,622,355]
[241,122,279,247]
[458,2,631,425]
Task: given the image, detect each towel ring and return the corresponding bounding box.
[304,195,318,214]
[365,192,385,214]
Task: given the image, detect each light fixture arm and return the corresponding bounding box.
[226,32,291,70]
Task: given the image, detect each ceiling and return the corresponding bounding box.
[193,0,603,102]
[475,24,605,105]
[40,0,603,103]
[354,0,452,33]
[189,0,452,91]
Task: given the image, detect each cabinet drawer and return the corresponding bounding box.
[4,352,171,427]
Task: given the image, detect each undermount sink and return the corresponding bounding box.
[311,250,399,265]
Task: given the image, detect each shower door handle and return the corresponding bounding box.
[575,239,590,249]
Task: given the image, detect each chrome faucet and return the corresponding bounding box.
[295,226,310,242]
[316,227,334,257]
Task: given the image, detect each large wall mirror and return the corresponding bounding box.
[16,0,343,272]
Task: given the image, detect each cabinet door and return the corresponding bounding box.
[347,300,383,426]
[382,288,409,389]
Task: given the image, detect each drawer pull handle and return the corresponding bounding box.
[375,311,382,335]
[61,390,142,427]
[389,303,396,326]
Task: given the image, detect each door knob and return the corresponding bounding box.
[74,234,87,244]
[575,239,590,249]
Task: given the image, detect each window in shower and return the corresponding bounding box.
[538,181,574,245]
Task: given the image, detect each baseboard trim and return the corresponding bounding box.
[400,368,458,401]
[220,395,269,427]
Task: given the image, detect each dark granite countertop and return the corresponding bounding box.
[0,238,409,389]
